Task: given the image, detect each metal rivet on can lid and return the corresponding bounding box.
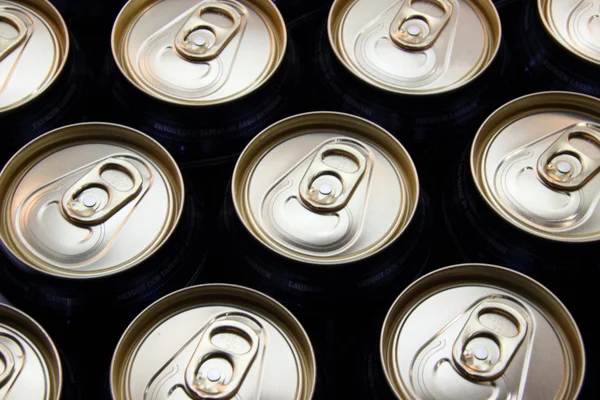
[538,0,600,66]
[0,123,185,278]
[112,0,287,106]
[0,0,69,113]
[328,0,501,95]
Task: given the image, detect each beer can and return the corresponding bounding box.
[0,0,90,165]
[0,123,210,320]
[0,303,63,399]
[510,0,600,97]
[218,112,431,308]
[110,284,317,399]
[104,0,299,169]
[376,264,586,399]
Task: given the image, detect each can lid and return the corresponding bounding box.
[112,0,287,106]
[232,112,419,265]
[0,0,69,113]
[539,0,600,66]
[0,122,184,279]
[381,264,585,399]
[328,0,501,95]
[111,284,316,400]
[0,304,62,399]
[472,91,600,243]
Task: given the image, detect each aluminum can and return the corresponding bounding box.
[0,0,89,166]
[104,0,299,169]
[0,123,210,320]
[110,284,317,399]
[218,112,431,308]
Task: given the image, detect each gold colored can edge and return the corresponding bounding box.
[110,283,317,400]
[380,263,586,399]
[110,0,288,107]
[0,122,185,279]
[327,0,502,96]
[470,91,600,243]
[231,111,420,265]
[0,0,70,114]
[0,303,63,399]
[537,0,600,67]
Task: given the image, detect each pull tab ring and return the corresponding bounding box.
[0,11,28,62]
[0,342,15,388]
[389,0,453,51]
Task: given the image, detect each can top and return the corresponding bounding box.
[232,112,419,265]
[112,0,287,106]
[0,303,62,399]
[381,264,585,399]
[539,0,600,66]
[0,122,184,279]
[328,0,501,95]
[111,284,316,400]
[472,91,600,243]
[0,0,69,113]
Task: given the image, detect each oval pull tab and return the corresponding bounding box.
[390,0,453,51]
[568,0,600,57]
[0,335,25,398]
[61,158,143,225]
[0,11,28,62]
[175,2,245,62]
[537,122,600,191]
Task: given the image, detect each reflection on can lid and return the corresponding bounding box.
[539,0,600,66]
[232,112,419,265]
[0,122,184,279]
[0,0,68,113]
[112,0,286,106]
[328,0,501,95]
[472,92,600,243]
[381,264,585,399]
[111,284,316,400]
[0,304,62,399]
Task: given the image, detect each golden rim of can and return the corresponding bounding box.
[232,112,420,265]
[381,263,586,399]
[111,0,287,106]
[471,91,600,243]
[0,122,185,279]
[0,303,62,399]
[327,0,501,96]
[0,0,69,113]
[538,0,600,66]
[111,283,316,400]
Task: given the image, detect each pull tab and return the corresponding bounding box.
[0,11,28,62]
[299,141,369,213]
[0,342,15,388]
[174,2,245,62]
[537,122,600,191]
[61,158,143,225]
[185,315,261,399]
[452,300,527,381]
[390,0,453,50]
[0,335,25,398]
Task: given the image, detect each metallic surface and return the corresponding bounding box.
[381,264,585,399]
[472,92,600,242]
[0,123,184,278]
[112,0,286,105]
[0,304,62,399]
[232,112,419,265]
[111,284,316,400]
[539,0,600,66]
[328,0,501,95]
[0,0,68,113]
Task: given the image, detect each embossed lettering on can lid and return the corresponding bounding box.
[0,0,68,113]
[232,112,419,265]
[472,91,600,243]
[112,0,286,106]
[111,284,316,400]
[0,122,184,279]
[0,303,62,399]
[539,0,600,66]
[328,0,501,95]
[381,264,585,399]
